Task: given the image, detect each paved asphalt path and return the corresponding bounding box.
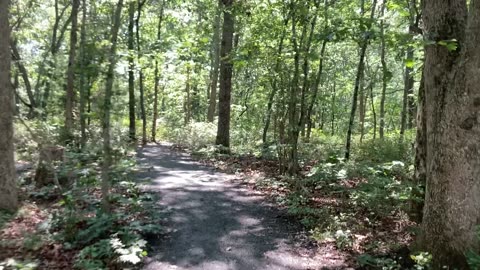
[137,144,345,270]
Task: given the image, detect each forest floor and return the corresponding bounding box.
[137,143,349,270]
[0,143,414,269]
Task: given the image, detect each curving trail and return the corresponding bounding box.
[137,144,346,270]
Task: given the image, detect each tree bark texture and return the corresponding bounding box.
[128,1,136,142]
[64,0,79,142]
[136,0,147,146]
[79,0,88,149]
[0,0,18,211]
[379,1,388,139]
[421,0,480,267]
[215,0,235,149]
[412,68,425,223]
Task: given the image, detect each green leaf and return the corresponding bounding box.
[438,39,458,52]
[405,59,415,68]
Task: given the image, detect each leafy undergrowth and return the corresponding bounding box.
[0,151,162,270]
[186,145,423,269]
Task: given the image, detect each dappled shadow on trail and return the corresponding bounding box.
[137,144,346,270]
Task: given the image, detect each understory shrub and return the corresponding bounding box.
[354,132,415,164]
[28,148,163,269]
[161,122,217,149]
[300,130,344,162]
[467,227,480,270]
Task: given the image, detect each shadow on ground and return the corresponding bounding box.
[137,144,346,270]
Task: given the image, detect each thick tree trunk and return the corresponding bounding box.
[152,0,165,142]
[207,0,222,122]
[101,0,123,211]
[0,0,18,212]
[128,1,136,142]
[421,0,480,267]
[345,0,377,160]
[215,0,235,149]
[64,0,79,142]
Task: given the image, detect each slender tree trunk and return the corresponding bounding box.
[345,44,367,159]
[0,0,18,212]
[101,0,123,211]
[331,81,336,136]
[79,0,88,149]
[136,0,147,145]
[215,0,235,149]
[184,66,191,125]
[379,2,387,139]
[421,0,480,267]
[128,1,136,142]
[207,0,222,122]
[64,0,79,142]
[306,39,327,141]
[370,81,377,140]
[262,11,289,147]
[411,67,425,223]
[287,2,308,175]
[13,72,19,115]
[298,10,317,136]
[359,77,366,142]
[152,0,165,142]
[277,64,288,173]
[87,75,91,126]
[39,1,72,118]
[405,47,415,131]
[407,0,419,130]
[319,107,326,130]
[400,49,411,137]
[152,63,159,141]
[10,41,36,117]
[345,0,377,160]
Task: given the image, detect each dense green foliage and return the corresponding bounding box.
[4,0,479,268]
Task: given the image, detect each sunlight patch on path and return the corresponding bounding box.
[138,144,347,270]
